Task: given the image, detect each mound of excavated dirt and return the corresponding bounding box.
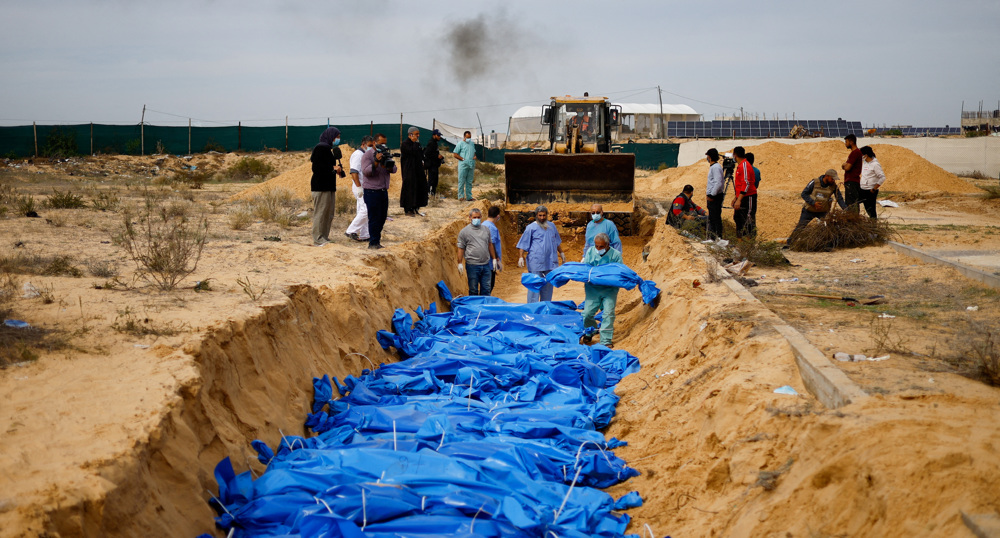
[229,146,404,202]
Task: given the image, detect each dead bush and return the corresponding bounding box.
[247,187,298,225]
[86,259,119,278]
[981,185,1000,200]
[113,197,209,291]
[45,189,87,209]
[708,234,788,267]
[788,211,898,252]
[90,190,121,211]
[224,157,275,181]
[228,204,254,230]
[966,323,1000,386]
[335,188,354,216]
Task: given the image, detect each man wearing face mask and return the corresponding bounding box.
[452,130,477,202]
[361,133,396,250]
[344,135,373,242]
[310,126,344,246]
[516,205,566,302]
[581,233,623,348]
[582,204,622,256]
[457,208,498,296]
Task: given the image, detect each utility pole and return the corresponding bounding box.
[140,104,146,156]
[657,85,665,140]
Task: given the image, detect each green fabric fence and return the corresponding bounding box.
[0,123,453,158]
[1,123,673,169]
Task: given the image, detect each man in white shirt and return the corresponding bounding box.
[705,148,725,239]
[345,136,373,242]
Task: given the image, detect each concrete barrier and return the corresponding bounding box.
[889,241,1000,289]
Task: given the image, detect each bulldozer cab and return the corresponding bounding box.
[542,97,619,154]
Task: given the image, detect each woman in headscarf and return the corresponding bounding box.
[399,126,427,216]
[310,126,343,246]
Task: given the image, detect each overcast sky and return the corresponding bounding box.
[2,0,998,133]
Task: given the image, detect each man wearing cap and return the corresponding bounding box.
[516,205,566,302]
[399,126,427,216]
[787,169,847,244]
[452,130,477,201]
[705,148,725,239]
[582,203,622,254]
[424,129,445,197]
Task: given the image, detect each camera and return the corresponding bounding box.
[332,147,346,178]
[722,154,735,181]
[374,143,400,168]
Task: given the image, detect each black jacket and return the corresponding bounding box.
[310,145,341,192]
[399,138,428,209]
[423,138,442,170]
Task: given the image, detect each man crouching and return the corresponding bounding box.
[581,232,623,348]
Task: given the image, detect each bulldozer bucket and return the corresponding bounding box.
[504,153,635,205]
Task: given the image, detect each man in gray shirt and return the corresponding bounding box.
[457,208,498,296]
[705,148,725,239]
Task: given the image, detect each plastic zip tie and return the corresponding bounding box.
[314,496,333,514]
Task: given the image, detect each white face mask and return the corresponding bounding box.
[471,218,481,226]
[597,248,607,255]
[465,137,471,143]
[592,213,602,221]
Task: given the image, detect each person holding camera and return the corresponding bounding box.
[360,133,397,250]
[345,135,373,242]
[705,148,725,239]
[310,126,344,247]
[400,126,428,217]
[424,129,445,197]
[731,146,757,237]
[452,130,477,201]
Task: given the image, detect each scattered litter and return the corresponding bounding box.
[878,200,900,208]
[133,344,150,349]
[692,279,701,288]
[296,211,308,218]
[655,369,678,379]
[724,260,753,277]
[3,319,30,329]
[778,277,799,282]
[774,385,799,395]
[849,258,865,263]
[967,306,979,312]
[21,283,40,298]
[878,313,896,319]
[699,322,708,332]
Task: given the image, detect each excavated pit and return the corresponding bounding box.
[27,213,1000,537]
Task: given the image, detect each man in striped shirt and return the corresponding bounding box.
[730,146,757,237]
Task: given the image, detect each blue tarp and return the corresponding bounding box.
[520,263,662,305]
[205,284,644,537]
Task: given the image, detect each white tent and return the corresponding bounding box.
[506,103,701,142]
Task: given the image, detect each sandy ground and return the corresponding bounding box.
[1,144,999,537]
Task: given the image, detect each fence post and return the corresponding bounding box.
[369,121,373,137]
[90,122,93,155]
[141,104,145,156]
[238,121,242,151]
[188,118,191,155]
[285,116,288,151]
[33,122,38,158]
[399,113,403,148]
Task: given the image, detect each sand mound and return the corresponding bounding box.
[638,140,979,199]
[229,145,404,202]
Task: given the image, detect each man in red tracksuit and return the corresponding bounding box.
[730,146,757,237]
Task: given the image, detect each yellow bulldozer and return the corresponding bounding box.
[505,95,637,234]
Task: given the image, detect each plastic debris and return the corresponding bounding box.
[878,200,899,208]
[835,352,890,362]
[3,319,30,329]
[206,284,643,537]
[774,385,799,395]
[967,306,979,312]
[850,258,865,263]
[878,313,895,319]
[21,283,40,298]
[778,278,799,283]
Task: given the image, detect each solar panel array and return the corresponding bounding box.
[893,127,961,136]
[666,120,863,138]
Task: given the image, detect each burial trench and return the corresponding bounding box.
[75,211,979,537]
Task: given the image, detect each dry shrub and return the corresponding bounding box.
[113,197,209,291]
[436,166,458,198]
[45,189,86,209]
[86,259,119,278]
[335,188,355,215]
[868,314,910,355]
[788,211,898,252]
[967,323,1000,386]
[981,185,1000,200]
[225,157,275,181]
[90,190,121,211]
[247,187,298,225]
[708,235,788,267]
[228,204,254,230]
